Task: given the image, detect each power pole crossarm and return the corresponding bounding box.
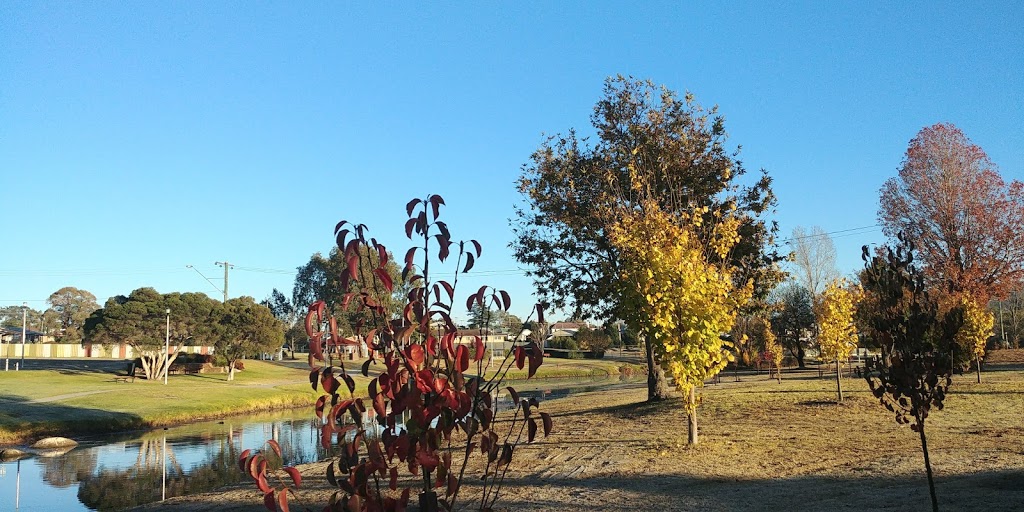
[215,261,234,302]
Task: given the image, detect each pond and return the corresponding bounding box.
[0,376,639,511]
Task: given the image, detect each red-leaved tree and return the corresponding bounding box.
[879,123,1024,302]
[241,195,550,512]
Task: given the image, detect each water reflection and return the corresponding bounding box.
[0,376,637,511]
[0,411,325,512]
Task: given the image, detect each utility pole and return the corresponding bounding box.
[21,302,27,370]
[215,261,234,302]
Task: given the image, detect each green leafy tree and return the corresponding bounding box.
[770,282,815,368]
[85,288,168,380]
[262,288,302,357]
[215,297,284,381]
[574,324,611,353]
[85,289,222,380]
[513,77,782,401]
[292,247,409,336]
[47,286,100,342]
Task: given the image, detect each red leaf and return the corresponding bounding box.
[434,376,449,394]
[278,488,290,512]
[463,252,475,273]
[390,466,398,490]
[238,449,251,472]
[429,194,445,219]
[309,370,320,392]
[499,290,511,311]
[342,373,356,395]
[515,347,526,370]
[473,336,485,362]
[284,466,302,488]
[407,344,425,369]
[470,239,482,257]
[375,242,388,267]
[263,491,276,511]
[528,418,538,442]
[406,198,422,216]
[257,473,272,493]
[346,251,359,280]
[455,345,469,372]
[438,280,455,301]
[540,412,553,436]
[426,335,438,357]
[374,268,394,293]
[268,439,282,458]
[528,349,541,378]
[506,386,520,403]
[465,293,477,313]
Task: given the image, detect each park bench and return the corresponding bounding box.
[113,363,136,383]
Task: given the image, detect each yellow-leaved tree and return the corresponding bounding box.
[609,202,751,445]
[763,319,783,383]
[955,294,994,383]
[816,279,859,402]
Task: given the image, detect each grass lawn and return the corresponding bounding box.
[144,355,1024,511]
[0,355,629,446]
[0,360,328,444]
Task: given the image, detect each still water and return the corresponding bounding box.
[0,376,634,511]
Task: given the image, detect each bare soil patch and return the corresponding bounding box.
[135,367,1024,511]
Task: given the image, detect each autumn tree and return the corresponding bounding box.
[610,202,751,444]
[513,76,781,401]
[879,123,1024,302]
[215,297,284,381]
[955,294,994,383]
[861,237,963,512]
[816,279,859,402]
[789,226,840,304]
[762,320,783,382]
[47,286,100,342]
[770,282,815,368]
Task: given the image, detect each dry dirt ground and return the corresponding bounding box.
[135,357,1024,512]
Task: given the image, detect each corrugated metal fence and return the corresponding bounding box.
[0,343,214,359]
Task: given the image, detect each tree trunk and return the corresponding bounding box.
[776,362,782,383]
[687,387,698,445]
[644,333,670,401]
[796,345,806,369]
[917,417,939,512]
[227,361,236,381]
[835,359,844,402]
[975,354,982,383]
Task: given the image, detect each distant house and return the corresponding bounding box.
[455,328,511,359]
[0,326,47,343]
[546,321,591,341]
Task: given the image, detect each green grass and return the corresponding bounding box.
[0,356,624,445]
[0,360,326,444]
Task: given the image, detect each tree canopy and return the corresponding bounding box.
[47,286,100,342]
[879,123,1024,301]
[512,76,782,399]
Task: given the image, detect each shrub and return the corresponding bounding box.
[240,195,550,512]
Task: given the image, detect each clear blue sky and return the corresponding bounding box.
[2,2,1022,322]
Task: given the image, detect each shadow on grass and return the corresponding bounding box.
[0,393,144,443]
[496,468,1024,511]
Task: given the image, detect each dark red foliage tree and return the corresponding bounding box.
[241,196,550,512]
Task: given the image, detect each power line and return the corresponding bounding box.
[780,225,880,244]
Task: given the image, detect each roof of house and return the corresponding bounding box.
[0,325,46,336]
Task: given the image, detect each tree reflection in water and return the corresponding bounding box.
[76,436,244,511]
